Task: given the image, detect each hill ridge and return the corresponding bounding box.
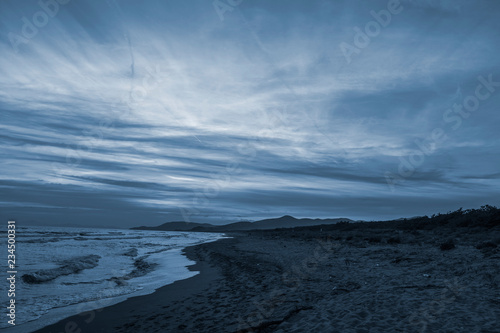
[131,215,352,232]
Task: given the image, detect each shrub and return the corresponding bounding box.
[476,241,497,250]
[366,236,382,243]
[440,239,455,251]
[387,237,401,244]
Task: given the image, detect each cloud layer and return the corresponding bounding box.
[1,0,499,227]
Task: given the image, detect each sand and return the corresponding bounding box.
[34,225,500,332]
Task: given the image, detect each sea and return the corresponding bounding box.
[0,225,225,332]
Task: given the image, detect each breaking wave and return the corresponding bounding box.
[108,256,158,286]
[22,255,101,284]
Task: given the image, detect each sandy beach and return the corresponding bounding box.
[4,1,500,332]
[33,213,500,333]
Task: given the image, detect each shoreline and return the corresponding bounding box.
[20,222,500,332]
[29,242,223,333]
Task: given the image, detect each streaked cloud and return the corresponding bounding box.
[0,0,499,227]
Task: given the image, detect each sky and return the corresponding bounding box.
[1,0,499,228]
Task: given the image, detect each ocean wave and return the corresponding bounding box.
[39,231,73,236]
[88,236,143,241]
[78,232,124,237]
[22,237,62,244]
[123,248,139,257]
[61,280,105,285]
[129,256,157,277]
[146,246,172,255]
[22,255,101,284]
[108,256,157,286]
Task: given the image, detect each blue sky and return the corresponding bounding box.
[1,0,499,227]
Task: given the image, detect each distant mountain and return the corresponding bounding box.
[131,221,214,231]
[131,215,352,232]
[224,215,351,231]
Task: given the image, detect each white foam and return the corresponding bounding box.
[1,226,226,331]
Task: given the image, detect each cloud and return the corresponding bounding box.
[401,0,468,13]
[0,0,499,226]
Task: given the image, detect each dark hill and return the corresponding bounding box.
[131,221,213,231]
[131,215,352,232]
